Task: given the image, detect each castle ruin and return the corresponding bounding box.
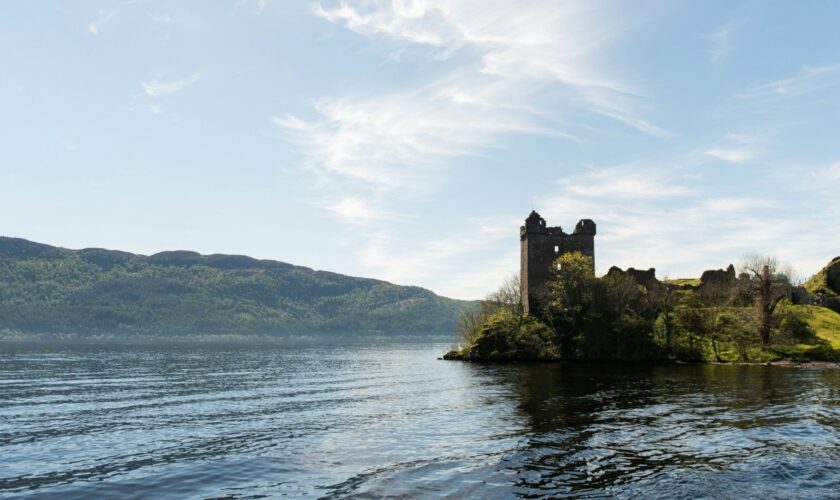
[520,211,596,313]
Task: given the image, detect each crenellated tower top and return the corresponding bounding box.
[520,211,596,313]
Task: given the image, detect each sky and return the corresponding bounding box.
[1,1,839,300]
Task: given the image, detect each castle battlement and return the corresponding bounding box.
[520,211,596,313]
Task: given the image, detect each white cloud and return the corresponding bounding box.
[352,214,520,297]
[811,162,840,181]
[273,2,837,298]
[444,248,520,299]
[531,161,835,283]
[147,12,172,24]
[280,1,669,195]
[705,23,737,64]
[738,64,840,101]
[142,74,201,97]
[326,197,406,223]
[358,231,475,285]
[701,197,771,212]
[706,148,755,164]
[275,85,563,191]
[558,168,688,198]
[705,131,763,164]
[87,7,121,37]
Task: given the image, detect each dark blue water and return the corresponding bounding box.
[1,343,838,498]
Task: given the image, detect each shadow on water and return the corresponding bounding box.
[483,362,840,497]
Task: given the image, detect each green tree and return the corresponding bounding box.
[649,279,679,355]
[598,272,646,358]
[543,252,596,354]
[739,255,795,345]
[456,274,522,347]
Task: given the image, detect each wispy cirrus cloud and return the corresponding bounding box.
[706,148,755,164]
[142,74,201,97]
[811,161,840,181]
[705,23,737,64]
[738,64,840,101]
[558,168,689,198]
[706,131,763,164]
[344,150,836,298]
[234,0,271,14]
[278,0,670,197]
[356,213,520,291]
[274,84,568,191]
[536,160,835,281]
[326,197,408,223]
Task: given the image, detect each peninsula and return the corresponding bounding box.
[445,212,840,363]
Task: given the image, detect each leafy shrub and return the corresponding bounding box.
[467,310,559,361]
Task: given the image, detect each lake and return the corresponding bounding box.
[1,342,838,498]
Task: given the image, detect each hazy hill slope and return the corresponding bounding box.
[0,237,472,337]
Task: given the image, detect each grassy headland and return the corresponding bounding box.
[445,254,840,364]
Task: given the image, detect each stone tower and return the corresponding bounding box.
[520,211,596,313]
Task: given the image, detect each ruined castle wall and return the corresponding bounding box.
[520,214,595,313]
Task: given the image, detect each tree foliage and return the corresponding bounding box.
[0,238,472,337]
[456,274,521,346]
[738,255,795,345]
[452,251,838,362]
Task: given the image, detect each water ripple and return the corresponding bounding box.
[1,344,838,498]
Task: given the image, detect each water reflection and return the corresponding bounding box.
[0,344,837,498]
[490,363,840,497]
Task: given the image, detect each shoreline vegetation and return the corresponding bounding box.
[444,253,840,365]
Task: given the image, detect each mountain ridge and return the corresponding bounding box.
[0,236,472,338]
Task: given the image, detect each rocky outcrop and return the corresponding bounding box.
[826,257,840,293]
[824,297,840,314]
[811,293,840,314]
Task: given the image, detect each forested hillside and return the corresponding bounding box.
[0,237,472,338]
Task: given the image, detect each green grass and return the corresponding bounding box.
[791,304,840,349]
[698,305,840,362]
[803,258,839,297]
[665,278,701,287]
[757,305,840,362]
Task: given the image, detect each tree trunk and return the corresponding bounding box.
[758,265,772,345]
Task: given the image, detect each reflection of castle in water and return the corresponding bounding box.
[488,362,814,497]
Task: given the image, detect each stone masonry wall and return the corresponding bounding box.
[520,211,595,313]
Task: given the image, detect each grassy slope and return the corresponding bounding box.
[741,305,840,362]
[665,278,701,287]
[803,257,839,297]
[793,305,840,349]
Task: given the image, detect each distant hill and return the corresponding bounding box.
[0,237,473,339]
